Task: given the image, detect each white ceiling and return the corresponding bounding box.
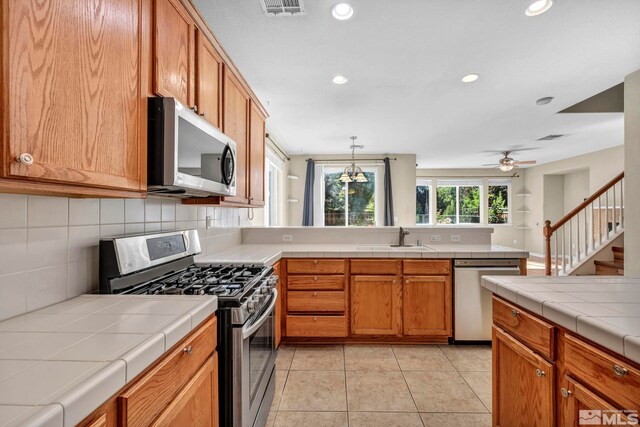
[193,0,640,168]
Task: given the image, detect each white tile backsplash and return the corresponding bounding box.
[27,196,68,227]
[99,199,124,225]
[68,199,99,226]
[0,194,244,321]
[0,195,27,229]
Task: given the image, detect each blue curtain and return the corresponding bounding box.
[302,159,315,226]
[384,157,394,226]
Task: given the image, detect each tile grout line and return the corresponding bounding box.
[440,345,492,415]
[390,345,424,426]
[343,344,349,427]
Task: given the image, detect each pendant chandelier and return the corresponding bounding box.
[339,136,368,183]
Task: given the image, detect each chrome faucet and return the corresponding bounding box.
[398,227,410,247]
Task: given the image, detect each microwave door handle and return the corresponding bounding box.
[242,289,278,340]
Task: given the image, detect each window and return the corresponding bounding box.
[264,148,284,226]
[488,179,510,224]
[416,180,431,224]
[320,166,379,226]
[435,180,481,224]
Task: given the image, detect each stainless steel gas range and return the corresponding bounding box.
[99,230,277,427]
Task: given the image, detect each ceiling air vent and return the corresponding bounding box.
[537,134,569,141]
[259,0,305,16]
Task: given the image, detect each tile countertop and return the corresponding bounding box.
[197,243,528,266]
[0,294,217,427]
[481,275,640,364]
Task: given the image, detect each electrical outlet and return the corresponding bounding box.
[513,239,518,245]
[450,235,461,242]
[206,216,213,229]
[282,234,293,242]
[430,235,441,242]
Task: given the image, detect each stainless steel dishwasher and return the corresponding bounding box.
[454,259,521,342]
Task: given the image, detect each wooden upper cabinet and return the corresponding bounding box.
[403,275,451,336]
[154,0,195,108]
[248,101,266,205]
[223,67,249,203]
[195,30,222,128]
[3,0,145,193]
[493,326,555,427]
[350,276,402,335]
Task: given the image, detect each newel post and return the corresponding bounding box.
[543,220,552,276]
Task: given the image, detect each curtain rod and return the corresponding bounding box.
[265,133,290,161]
[306,157,397,162]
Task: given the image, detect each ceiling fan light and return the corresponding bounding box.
[499,163,514,172]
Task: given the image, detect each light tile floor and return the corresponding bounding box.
[267,344,492,427]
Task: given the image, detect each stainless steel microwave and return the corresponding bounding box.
[147,97,236,197]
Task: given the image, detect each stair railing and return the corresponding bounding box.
[543,172,624,276]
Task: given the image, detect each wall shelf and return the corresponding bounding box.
[287,175,299,180]
[287,198,299,203]
[516,209,532,213]
[515,225,531,230]
[515,192,531,197]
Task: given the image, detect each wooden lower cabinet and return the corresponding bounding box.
[559,375,633,427]
[492,326,555,427]
[492,296,640,427]
[403,275,451,336]
[152,354,218,427]
[78,316,218,427]
[350,275,402,335]
[286,315,348,337]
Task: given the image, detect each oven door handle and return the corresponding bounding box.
[242,289,278,340]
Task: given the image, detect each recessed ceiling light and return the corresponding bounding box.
[536,96,554,105]
[526,0,553,16]
[461,74,479,83]
[332,75,348,84]
[331,2,354,20]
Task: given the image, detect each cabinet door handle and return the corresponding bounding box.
[183,345,193,355]
[313,276,318,281]
[313,292,317,297]
[16,153,34,166]
[560,387,572,398]
[313,260,318,265]
[612,364,628,377]
[313,316,317,321]
[193,105,198,113]
[535,368,545,378]
[511,309,519,318]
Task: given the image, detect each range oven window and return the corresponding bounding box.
[247,306,275,405]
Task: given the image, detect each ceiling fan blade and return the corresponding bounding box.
[481,163,498,167]
[515,160,537,165]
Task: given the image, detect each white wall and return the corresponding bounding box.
[287,154,417,227]
[624,69,640,276]
[0,195,251,321]
[522,145,624,255]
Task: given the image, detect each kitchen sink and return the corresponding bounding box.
[355,245,436,251]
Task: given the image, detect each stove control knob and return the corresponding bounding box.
[247,301,258,314]
[268,275,279,286]
[260,287,269,294]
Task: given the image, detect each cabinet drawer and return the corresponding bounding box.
[287,275,344,291]
[287,259,345,274]
[492,297,555,360]
[286,315,348,337]
[287,291,346,312]
[402,260,451,275]
[564,334,640,410]
[351,259,399,275]
[119,316,217,427]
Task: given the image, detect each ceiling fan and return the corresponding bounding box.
[484,151,537,172]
